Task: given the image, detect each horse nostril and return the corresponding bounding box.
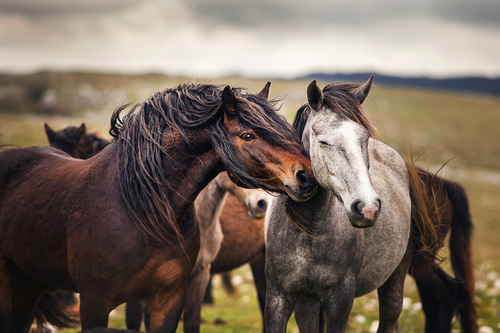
[295,169,309,188]
[351,200,365,218]
[257,199,267,211]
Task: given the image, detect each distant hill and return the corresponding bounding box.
[300,72,500,96]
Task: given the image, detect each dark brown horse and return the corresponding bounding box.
[0,83,318,333]
[44,123,110,159]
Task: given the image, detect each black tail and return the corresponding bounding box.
[33,291,79,332]
[445,180,478,333]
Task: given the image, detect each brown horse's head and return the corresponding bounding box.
[218,83,317,202]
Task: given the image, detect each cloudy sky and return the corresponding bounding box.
[0,0,499,79]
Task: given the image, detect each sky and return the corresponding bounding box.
[0,0,499,79]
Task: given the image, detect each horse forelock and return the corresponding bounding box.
[322,83,377,137]
[293,83,376,139]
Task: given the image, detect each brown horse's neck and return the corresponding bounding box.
[161,129,225,223]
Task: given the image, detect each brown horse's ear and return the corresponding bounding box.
[307,80,323,111]
[76,123,87,142]
[222,86,237,116]
[258,81,271,99]
[44,123,55,144]
[352,75,373,105]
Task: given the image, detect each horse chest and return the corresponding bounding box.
[271,229,362,298]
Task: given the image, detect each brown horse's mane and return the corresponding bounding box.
[109,83,303,245]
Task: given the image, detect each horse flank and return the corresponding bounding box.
[109,83,303,246]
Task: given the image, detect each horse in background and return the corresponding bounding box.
[44,122,109,159]
[0,82,317,333]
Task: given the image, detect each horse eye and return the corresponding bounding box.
[319,140,329,146]
[241,133,255,142]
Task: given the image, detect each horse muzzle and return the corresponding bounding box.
[347,198,381,228]
[284,169,318,202]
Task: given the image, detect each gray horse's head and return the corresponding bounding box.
[302,76,381,228]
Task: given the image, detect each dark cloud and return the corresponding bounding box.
[0,0,138,18]
[183,0,500,29]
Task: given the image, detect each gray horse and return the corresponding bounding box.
[264,77,436,333]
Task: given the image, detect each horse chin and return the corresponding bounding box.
[348,214,378,228]
[248,209,266,219]
[285,185,318,202]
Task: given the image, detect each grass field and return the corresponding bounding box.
[1,72,499,332]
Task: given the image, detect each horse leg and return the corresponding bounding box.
[264,283,294,333]
[294,298,321,333]
[322,281,356,333]
[11,274,46,333]
[202,276,213,304]
[147,285,186,333]
[376,248,412,333]
[183,266,211,333]
[0,257,17,333]
[410,258,459,333]
[125,298,144,330]
[79,291,113,330]
[249,251,266,332]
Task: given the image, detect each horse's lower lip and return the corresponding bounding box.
[347,213,378,228]
[285,185,318,202]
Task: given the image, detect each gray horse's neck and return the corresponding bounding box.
[286,186,342,232]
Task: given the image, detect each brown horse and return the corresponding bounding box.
[0,83,318,333]
[44,123,110,159]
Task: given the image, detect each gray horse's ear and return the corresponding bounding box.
[307,80,323,111]
[352,75,373,105]
[222,85,237,116]
[44,123,55,144]
[258,81,271,99]
[76,123,87,142]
